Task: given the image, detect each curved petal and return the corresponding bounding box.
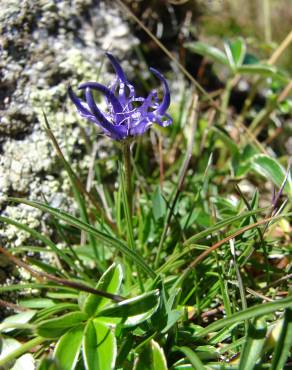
[149,68,170,115]
[106,52,128,83]
[79,82,123,114]
[85,88,125,140]
[68,86,92,117]
[106,53,135,101]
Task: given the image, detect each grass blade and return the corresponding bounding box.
[0,215,77,274]
[195,295,292,338]
[184,208,267,245]
[175,346,206,370]
[9,197,156,278]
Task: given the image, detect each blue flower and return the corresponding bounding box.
[68,53,172,140]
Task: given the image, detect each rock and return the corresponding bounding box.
[0,0,137,245]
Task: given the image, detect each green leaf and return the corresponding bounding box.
[232,143,259,178]
[152,187,167,221]
[54,325,84,370]
[9,198,156,278]
[37,311,88,338]
[224,38,246,70]
[230,38,246,67]
[250,154,292,198]
[82,320,117,370]
[239,317,267,370]
[195,294,292,338]
[184,41,228,66]
[184,208,266,244]
[134,340,168,370]
[97,290,160,327]
[43,112,110,261]
[115,335,134,367]
[194,345,219,361]
[83,263,123,316]
[150,284,168,331]
[19,298,55,309]
[161,310,181,334]
[175,346,205,370]
[27,257,63,276]
[36,303,79,322]
[237,64,287,81]
[0,310,36,333]
[271,308,292,370]
[46,291,78,300]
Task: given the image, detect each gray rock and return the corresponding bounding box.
[0,0,137,245]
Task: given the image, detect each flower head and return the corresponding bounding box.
[68,53,172,140]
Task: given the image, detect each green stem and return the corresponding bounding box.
[249,102,276,133]
[122,141,133,216]
[239,79,262,118]
[0,336,46,367]
[121,142,145,291]
[219,77,234,126]
[263,0,272,43]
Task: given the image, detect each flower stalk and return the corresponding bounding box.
[122,141,133,216]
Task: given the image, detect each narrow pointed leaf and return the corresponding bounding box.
[176,346,205,370]
[250,154,292,198]
[184,42,228,66]
[224,38,246,70]
[8,198,156,278]
[184,208,266,245]
[83,263,123,316]
[152,187,167,221]
[229,38,246,67]
[195,295,292,338]
[97,290,160,327]
[37,311,88,338]
[0,216,75,269]
[237,65,287,81]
